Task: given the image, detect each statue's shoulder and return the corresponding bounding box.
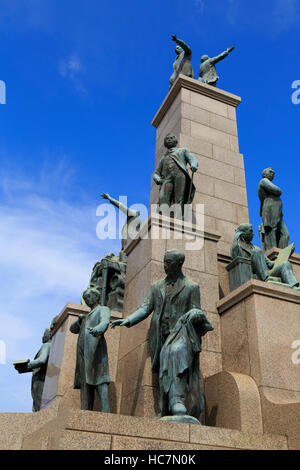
[152,278,165,289]
[184,276,199,289]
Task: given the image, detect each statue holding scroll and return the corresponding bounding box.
[230,223,299,290]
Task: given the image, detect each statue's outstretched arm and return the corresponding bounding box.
[101,193,139,217]
[171,35,192,56]
[111,286,154,329]
[212,46,235,65]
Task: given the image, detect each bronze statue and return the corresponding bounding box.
[13,328,52,412]
[198,46,235,87]
[169,35,194,89]
[230,223,299,289]
[153,133,198,220]
[111,249,214,423]
[258,168,290,251]
[101,193,142,249]
[83,252,126,313]
[70,288,111,412]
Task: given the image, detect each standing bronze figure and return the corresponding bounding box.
[153,133,198,220]
[111,249,214,423]
[258,168,290,251]
[70,288,111,412]
[169,35,194,89]
[13,328,52,412]
[198,46,235,87]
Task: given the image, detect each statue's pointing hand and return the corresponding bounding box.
[228,46,235,53]
[171,35,177,42]
[110,318,130,329]
[101,192,110,200]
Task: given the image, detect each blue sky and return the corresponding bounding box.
[0,0,300,412]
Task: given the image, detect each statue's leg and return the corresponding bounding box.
[96,383,110,413]
[251,250,269,281]
[274,262,299,288]
[173,172,187,220]
[168,373,188,416]
[264,226,277,251]
[159,180,173,215]
[80,382,94,410]
[278,220,290,249]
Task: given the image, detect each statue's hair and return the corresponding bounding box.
[164,133,178,146]
[233,223,252,243]
[164,249,185,265]
[201,54,209,62]
[235,223,251,234]
[82,287,101,302]
[43,328,51,342]
[262,167,274,178]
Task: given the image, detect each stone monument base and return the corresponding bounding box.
[16,406,288,450]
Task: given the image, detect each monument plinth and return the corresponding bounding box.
[205,279,300,449]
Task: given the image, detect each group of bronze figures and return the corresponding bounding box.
[169,35,235,89]
[13,36,299,424]
[14,153,298,422]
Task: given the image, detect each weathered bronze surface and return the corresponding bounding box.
[111,249,214,421]
[70,288,111,412]
[258,168,290,251]
[198,46,235,87]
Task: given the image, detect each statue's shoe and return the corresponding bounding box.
[171,402,187,415]
[160,415,201,425]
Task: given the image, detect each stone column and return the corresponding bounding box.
[151,74,249,258]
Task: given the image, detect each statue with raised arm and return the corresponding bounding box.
[229,223,299,290]
[101,193,142,249]
[70,288,111,412]
[153,133,198,220]
[13,328,52,412]
[169,35,194,89]
[258,168,290,252]
[111,249,214,423]
[198,46,235,87]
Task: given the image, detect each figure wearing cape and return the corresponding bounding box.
[153,146,198,217]
[119,274,213,417]
[159,309,213,418]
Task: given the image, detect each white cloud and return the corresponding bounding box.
[59,53,87,95]
[0,165,120,411]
